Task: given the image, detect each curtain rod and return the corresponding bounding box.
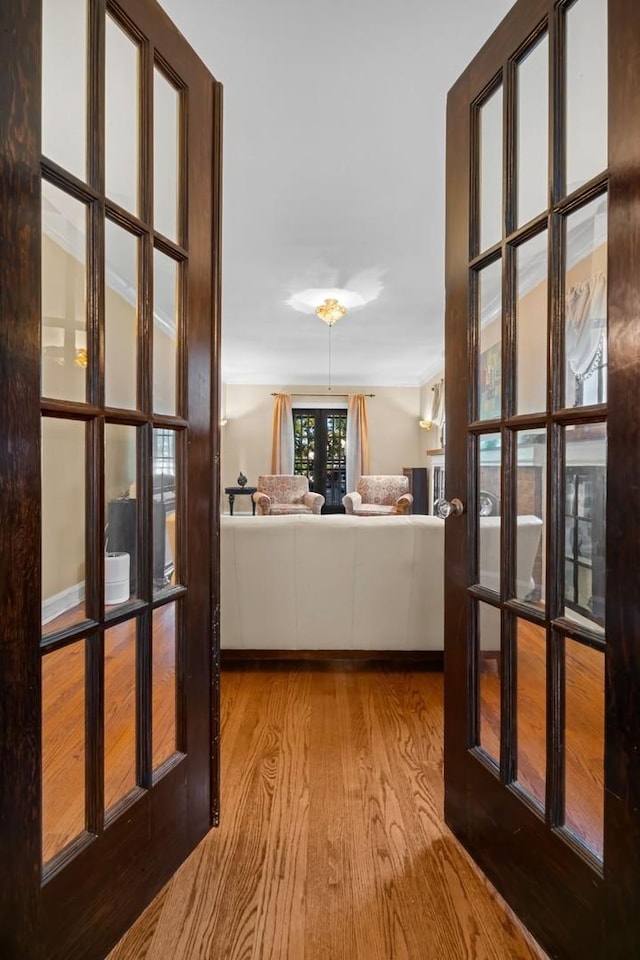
[271,392,375,398]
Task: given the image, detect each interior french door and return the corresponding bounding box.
[444,1,640,958]
[0,1,221,957]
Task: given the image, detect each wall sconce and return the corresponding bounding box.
[219,418,228,427]
[419,419,433,430]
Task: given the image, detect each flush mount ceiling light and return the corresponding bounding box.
[288,287,367,317]
[286,269,384,322]
[315,298,347,326]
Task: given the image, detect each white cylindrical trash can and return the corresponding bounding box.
[105,551,130,605]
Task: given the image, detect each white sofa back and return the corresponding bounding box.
[221,514,445,651]
[220,513,543,653]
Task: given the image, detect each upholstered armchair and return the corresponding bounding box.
[252,475,325,516]
[342,475,413,516]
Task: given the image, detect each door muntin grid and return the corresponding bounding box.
[40,5,188,874]
[468,0,607,865]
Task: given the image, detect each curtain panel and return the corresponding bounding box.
[271,393,294,474]
[566,272,607,382]
[346,394,370,493]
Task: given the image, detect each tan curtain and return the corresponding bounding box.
[346,394,370,493]
[271,393,294,474]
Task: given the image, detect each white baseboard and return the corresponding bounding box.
[42,582,85,626]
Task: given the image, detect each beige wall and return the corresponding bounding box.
[220,383,425,513]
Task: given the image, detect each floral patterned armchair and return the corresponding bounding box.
[342,475,413,516]
[252,475,325,516]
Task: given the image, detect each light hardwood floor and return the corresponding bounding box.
[108,665,549,960]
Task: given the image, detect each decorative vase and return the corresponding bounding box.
[237,471,248,487]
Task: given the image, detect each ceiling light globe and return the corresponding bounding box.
[315,298,347,326]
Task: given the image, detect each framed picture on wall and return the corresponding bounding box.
[479,341,502,420]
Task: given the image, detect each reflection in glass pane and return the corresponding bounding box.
[517,35,548,227]
[153,251,179,416]
[566,0,608,194]
[42,182,87,403]
[42,418,86,633]
[105,620,137,813]
[106,15,139,213]
[105,425,137,610]
[154,68,180,242]
[516,429,546,608]
[42,640,86,865]
[478,260,502,421]
[152,602,177,771]
[516,231,548,415]
[153,429,178,596]
[479,86,503,252]
[564,423,606,631]
[105,222,138,410]
[478,601,501,765]
[478,434,501,591]
[565,197,607,408]
[565,638,604,859]
[515,619,546,809]
[42,0,87,179]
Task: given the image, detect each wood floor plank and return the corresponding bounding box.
[305,671,358,960]
[109,666,549,960]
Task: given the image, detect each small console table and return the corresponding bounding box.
[224,486,257,516]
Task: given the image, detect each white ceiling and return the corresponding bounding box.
[158,0,516,387]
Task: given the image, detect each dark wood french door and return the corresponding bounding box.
[444,1,640,957]
[0,0,221,957]
[293,408,347,511]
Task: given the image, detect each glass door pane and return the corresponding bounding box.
[104,620,137,814]
[154,67,181,243]
[106,14,140,214]
[105,221,138,410]
[517,34,548,227]
[515,619,546,809]
[478,601,501,765]
[479,86,503,252]
[516,231,548,416]
[565,0,608,194]
[42,0,88,179]
[564,423,606,631]
[105,424,138,611]
[152,602,178,772]
[565,196,607,409]
[515,429,546,608]
[42,640,87,866]
[41,182,88,404]
[153,250,180,417]
[564,638,604,859]
[478,260,502,421]
[41,418,87,633]
[478,433,502,591]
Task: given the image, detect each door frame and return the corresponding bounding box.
[0,0,222,956]
[444,0,640,956]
